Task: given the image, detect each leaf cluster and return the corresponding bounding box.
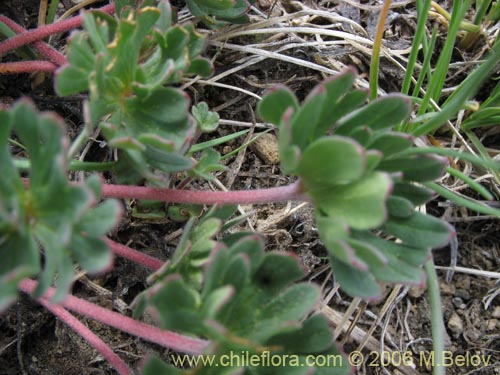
[0,101,120,310]
[56,0,214,186]
[258,69,455,299]
[136,225,351,374]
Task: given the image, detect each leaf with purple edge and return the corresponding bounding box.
[311,172,392,230]
[377,154,448,182]
[297,136,365,188]
[330,258,382,300]
[336,94,411,135]
[382,211,455,249]
[257,85,299,125]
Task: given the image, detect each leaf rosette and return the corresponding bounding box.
[137,233,352,375]
[0,101,120,310]
[258,69,454,299]
[55,0,214,186]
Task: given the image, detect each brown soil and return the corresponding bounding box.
[1,1,499,375]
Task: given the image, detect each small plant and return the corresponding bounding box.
[1,1,500,374]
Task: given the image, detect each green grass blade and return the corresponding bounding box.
[189,129,249,154]
[412,40,500,136]
[418,0,471,116]
[400,146,500,171]
[446,166,494,200]
[401,0,432,95]
[425,182,500,217]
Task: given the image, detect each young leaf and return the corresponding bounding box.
[312,172,392,230]
[290,86,327,149]
[297,136,365,188]
[330,259,381,300]
[0,101,119,306]
[382,211,455,249]
[377,154,448,182]
[336,95,411,135]
[257,86,299,125]
[192,102,220,132]
[367,132,414,158]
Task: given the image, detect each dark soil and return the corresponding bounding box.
[1,1,499,375]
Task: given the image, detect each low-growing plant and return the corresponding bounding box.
[1,1,500,374]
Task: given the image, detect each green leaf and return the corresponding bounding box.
[336,95,411,135]
[252,252,305,294]
[192,102,220,132]
[187,58,214,78]
[367,132,414,158]
[257,86,299,125]
[245,283,320,342]
[352,231,428,285]
[392,182,434,205]
[70,235,113,273]
[55,33,95,96]
[331,258,381,300]
[0,101,118,306]
[353,230,430,267]
[265,314,333,353]
[297,136,365,188]
[377,154,448,182]
[382,211,454,249]
[149,276,203,334]
[314,68,358,135]
[125,87,189,127]
[365,150,382,171]
[202,285,234,319]
[387,195,415,218]
[290,86,327,149]
[312,172,392,230]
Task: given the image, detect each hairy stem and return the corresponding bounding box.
[425,259,445,375]
[0,61,57,73]
[36,298,131,375]
[105,238,164,271]
[0,15,67,66]
[0,3,115,56]
[102,180,306,205]
[18,279,209,355]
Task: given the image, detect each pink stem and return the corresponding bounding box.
[18,279,209,355]
[0,15,67,66]
[0,3,115,56]
[36,298,132,375]
[105,238,164,271]
[101,180,306,205]
[0,60,57,73]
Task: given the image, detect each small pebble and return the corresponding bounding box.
[455,289,470,301]
[492,306,500,319]
[487,319,498,331]
[440,282,456,295]
[249,133,280,165]
[447,312,464,336]
[452,297,466,309]
[408,286,426,298]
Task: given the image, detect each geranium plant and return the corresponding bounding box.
[3,0,495,374]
